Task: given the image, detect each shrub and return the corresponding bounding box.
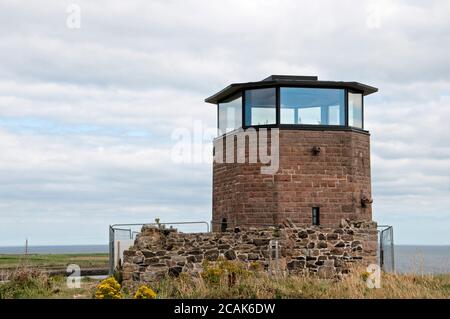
[0,268,52,299]
[113,269,123,285]
[134,285,157,299]
[201,263,224,285]
[360,271,370,282]
[94,277,122,299]
[201,259,251,286]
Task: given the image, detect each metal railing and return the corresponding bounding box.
[378,225,395,272]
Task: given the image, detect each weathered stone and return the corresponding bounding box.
[187,249,203,255]
[123,220,378,284]
[317,241,328,249]
[334,241,345,248]
[141,267,168,282]
[123,250,136,257]
[331,248,344,255]
[341,234,353,241]
[287,260,305,270]
[248,253,260,260]
[144,257,159,265]
[132,255,144,264]
[326,233,339,240]
[351,241,362,247]
[205,249,219,261]
[224,249,237,260]
[298,230,308,239]
[186,255,196,263]
[141,250,155,258]
[253,238,270,246]
[168,266,183,277]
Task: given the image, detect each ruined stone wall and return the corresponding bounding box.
[212,130,372,231]
[121,219,378,287]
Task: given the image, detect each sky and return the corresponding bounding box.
[0,0,449,246]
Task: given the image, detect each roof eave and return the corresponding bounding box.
[205,80,378,104]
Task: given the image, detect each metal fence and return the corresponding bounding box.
[108,221,210,275]
[378,225,395,272]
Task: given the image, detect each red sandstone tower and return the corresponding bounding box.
[206,75,378,231]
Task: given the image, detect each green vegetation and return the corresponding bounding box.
[1,263,448,299]
[0,269,99,299]
[0,253,108,271]
[156,269,450,299]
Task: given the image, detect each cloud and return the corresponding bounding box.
[0,0,449,245]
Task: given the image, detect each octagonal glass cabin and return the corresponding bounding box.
[206,75,377,136]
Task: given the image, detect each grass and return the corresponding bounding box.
[0,269,99,299]
[154,268,450,299]
[1,263,449,299]
[0,254,108,270]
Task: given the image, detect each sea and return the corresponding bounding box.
[0,245,449,274]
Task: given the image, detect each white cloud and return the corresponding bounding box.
[0,0,449,245]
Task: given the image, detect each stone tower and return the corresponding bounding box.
[205,75,377,231]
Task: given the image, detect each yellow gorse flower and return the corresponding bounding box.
[95,277,123,299]
[134,285,157,299]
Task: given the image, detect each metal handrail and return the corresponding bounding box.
[110,221,210,233]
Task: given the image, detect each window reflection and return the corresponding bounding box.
[218,94,242,133]
[348,92,363,129]
[244,88,276,126]
[280,87,345,125]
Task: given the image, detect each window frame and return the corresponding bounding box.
[312,207,320,226]
[215,85,366,135]
[243,87,277,128]
[347,90,364,130]
[217,92,243,135]
[279,86,346,126]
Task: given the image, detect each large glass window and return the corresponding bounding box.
[348,92,363,129]
[218,94,242,134]
[280,87,345,125]
[245,88,276,126]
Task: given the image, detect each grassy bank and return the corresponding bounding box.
[0,253,108,271]
[155,271,450,299]
[1,265,449,299]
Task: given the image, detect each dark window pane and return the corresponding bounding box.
[245,88,276,126]
[312,207,320,226]
[280,88,345,125]
[348,92,363,129]
[218,94,242,134]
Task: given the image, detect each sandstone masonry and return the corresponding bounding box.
[213,130,372,231]
[121,219,378,287]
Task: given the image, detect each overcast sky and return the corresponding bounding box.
[0,0,449,246]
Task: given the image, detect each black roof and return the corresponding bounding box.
[205,75,378,104]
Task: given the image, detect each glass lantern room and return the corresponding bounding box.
[206,75,377,135]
